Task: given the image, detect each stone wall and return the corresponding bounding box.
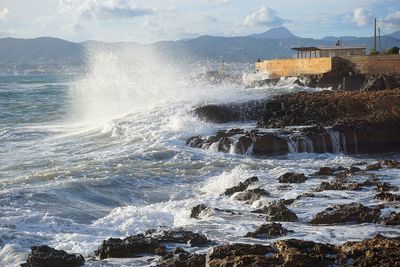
[343,55,400,75]
[255,57,333,78]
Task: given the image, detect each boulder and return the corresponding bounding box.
[244,223,288,239]
[233,188,269,203]
[223,176,259,196]
[381,212,400,225]
[278,172,307,183]
[310,203,381,225]
[21,245,84,267]
[377,182,399,192]
[375,192,400,202]
[313,167,335,176]
[252,201,298,222]
[158,249,206,267]
[190,204,212,219]
[145,229,209,247]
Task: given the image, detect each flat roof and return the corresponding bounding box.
[318,45,366,50]
[291,47,320,51]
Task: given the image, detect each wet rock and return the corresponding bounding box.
[223,176,259,196]
[273,239,338,267]
[315,180,361,191]
[367,162,382,171]
[233,188,269,203]
[381,212,400,225]
[377,182,399,192]
[190,204,212,219]
[96,229,209,259]
[95,235,164,259]
[252,133,289,155]
[145,229,209,247]
[252,201,298,222]
[313,167,335,176]
[279,198,296,205]
[338,234,400,266]
[375,192,400,202]
[277,184,292,191]
[21,245,85,267]
[310,203,381,225]
[278,172,307,183]
[244,223,288,239]
[208,243,279,267]
[158,250,206,267]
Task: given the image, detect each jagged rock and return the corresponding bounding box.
[338,234,400,266]
[158,249,206,267]
[21,245,84,267]
[377,182,399,192]
[273,239,338,267]
[280,198,296,205]
[313,167,335,175]
[278,172,307,183]
[367,163,382,170]
[223,176,259,196]
[252,133,289,155]
[234,188,269,203]
[310,203,381,225]
[145,229,209,247]
[316,181,361,191]
[381,212,400,225]
[95,229,209,259]
[207,244,279,267]
[375,192,400,202]
[244,223,288,239]
[190,204,212,219]
[252,201,298,222]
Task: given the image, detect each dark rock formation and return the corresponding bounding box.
[313,167,335,176]
[244,223,288,239]
[190,204,212,219]
[158,249,206,267]
[233,188,269,203]
[381,212,400,225]
[95,229,209,260]
[338,234,400,266]
[278,172,307,183]
[223,176,259,196]
[310,203,381,225]
[21,245,84,267]
[377,182,399,192]
[375,192,400,202]
[252,201,298,222]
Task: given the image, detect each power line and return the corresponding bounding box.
[379,28,400,43]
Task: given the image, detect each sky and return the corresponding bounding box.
[0,0,398,43]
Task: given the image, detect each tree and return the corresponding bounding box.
[385,47,399,55]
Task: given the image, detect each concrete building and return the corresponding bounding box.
[292,43,366,59]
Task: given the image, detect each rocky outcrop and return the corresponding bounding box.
[21,245,84,267]
[278,172,307,183]
[381,212,400,225]
[252,201,298,222]
[244,223,288,239]
[310,203,381,225]
[375,192,400,202]
[233,188,269,203]
[158,248,206,267]
[190,204,212,219]
[95,229,209,259]
[223,176,259,196]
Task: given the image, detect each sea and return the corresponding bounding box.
[1,48,400,266]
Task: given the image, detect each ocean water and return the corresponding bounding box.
[1,48,400,266]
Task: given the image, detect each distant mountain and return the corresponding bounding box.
[248,27,298,39]
[389,31,400,40]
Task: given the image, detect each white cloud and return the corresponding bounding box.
[0,7,9,21]
[352,8,373,26]
[242,6,286,28]
[382,11,400,30]
[58,0,155,20]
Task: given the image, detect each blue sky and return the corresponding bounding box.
[0,0,398,43]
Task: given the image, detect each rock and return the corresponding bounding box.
[96,229,209,259]
[315,180,361,191]
[145,229,209,247]
[338,234,400,266]
[375,192,400,202]
[223,176,259,196]
[377,182,399,192]
[381,212,400,225]
[21,245,85,267]
[273,239,338,267]
[367,163,382,170]
[278,172,307,183]
[95,235,164,259]
[252,201,298,222]
[252,133,289,155]
[313,167,335,176]
[244,223,288,239]
[190,204,212,219]
[158,251,206,267]
[279,198,296,205]
[310,203,381,225]
[233,188,269,203]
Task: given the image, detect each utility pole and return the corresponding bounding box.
[374,18,377,52]
[378,27,382,53]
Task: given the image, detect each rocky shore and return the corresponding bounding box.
[21,160,400,266]
[189,89,400,155]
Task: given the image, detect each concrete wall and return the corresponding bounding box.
[256,57,333,78]
[343,55,400,75]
